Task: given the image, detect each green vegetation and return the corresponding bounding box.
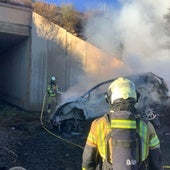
[32,2,84,37]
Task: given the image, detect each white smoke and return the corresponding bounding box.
[84,0,170,84]
[61,0,170,102]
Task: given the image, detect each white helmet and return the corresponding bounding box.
[51,76,56,81]
[107,77,137,105]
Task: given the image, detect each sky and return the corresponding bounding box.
[41,0,121,12]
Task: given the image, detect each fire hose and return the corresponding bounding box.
[40,93,84,150]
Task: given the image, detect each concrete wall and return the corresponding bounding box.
[0,9,121,112]
[1,0,32,8]
[0,2,31,35]
[0,2,32,109]
[29,12,122,111]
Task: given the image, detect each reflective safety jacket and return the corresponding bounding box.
[47,84,58,97]
[82,113,162,170]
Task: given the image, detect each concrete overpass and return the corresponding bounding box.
[0,2,31,53]
[0,2,33,111]
[0,2,122,112]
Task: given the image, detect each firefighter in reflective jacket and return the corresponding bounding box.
[82,77,163,170]
[47,76,59,115]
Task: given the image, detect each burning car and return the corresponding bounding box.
[51,72,170,136]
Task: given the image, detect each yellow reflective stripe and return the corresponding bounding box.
[49,94,56,97]
[97,122,106,159]
[139,121,148,161]
[111,120,136,129]
[82,167,87,170]
[149,135,160,147]
[98,122,102,146]
[87,133,96,144]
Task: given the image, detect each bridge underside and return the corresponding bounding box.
[0,2,32,110]
[0,2,31,53]
[0,22,30,53]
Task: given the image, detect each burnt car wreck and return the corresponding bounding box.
[51,72,170,137]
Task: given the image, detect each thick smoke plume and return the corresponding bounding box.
[84,0,170,83]
[62,0,170,101]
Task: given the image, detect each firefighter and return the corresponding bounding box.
[47,76,59,117]
[82,77,163,170]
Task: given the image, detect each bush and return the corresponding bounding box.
[32,2,83,36]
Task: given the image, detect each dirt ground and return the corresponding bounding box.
[0,100,170,170]
[0,101,87,170]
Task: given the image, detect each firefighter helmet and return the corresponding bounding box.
[106,77,137,105]
[50,76,56,84]
[51,76,56,81]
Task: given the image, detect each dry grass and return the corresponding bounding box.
[32,2,84,36]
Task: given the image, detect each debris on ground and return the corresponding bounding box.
[0,101,84,170]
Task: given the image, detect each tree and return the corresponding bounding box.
[60,4,80,34]
[32,2,83,36]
